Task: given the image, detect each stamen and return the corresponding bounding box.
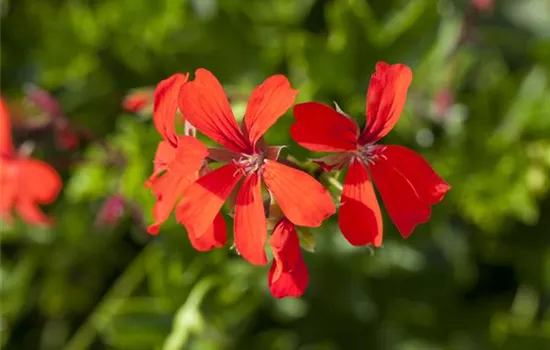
[232,158,247,177]
[356,144,385,165]
[232,152,265,176]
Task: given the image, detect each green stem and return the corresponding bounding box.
[162,278,218,350]
[326,175,344,192]
[63,243,158,350]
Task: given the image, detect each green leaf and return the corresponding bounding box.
[298,228,317,253]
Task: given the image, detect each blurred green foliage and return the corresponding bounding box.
[2,0,550,349]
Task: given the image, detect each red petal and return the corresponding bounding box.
[0,162,17,223]
[147,173,195,235]
[154,140,177,165]
[168,136,209,174]
[269,219,300,274]
[16,201,52,226]
[234,173,268,265]
[268,257,308,299]
[176,162,243,237]
[268,219,308,298]
[146,137,208,234]
[339,158,383,246]
[378,146,450,204]
[0,97,14,157]
[262,160,335,227]
[178,69,250,153]
[369,158,430,238]
[0,193,15,220]
[188,212,228,251]
[146,136,206,189]
[359,62,413,144]
[153,73,189,145]
[149,147,228,249]
[244,75,298,148]
[12,159,62,226]
[291,102,359,152]
[145,141,177,188]
[18,159,62,204]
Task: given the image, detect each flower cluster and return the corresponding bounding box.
[145,62,450,298]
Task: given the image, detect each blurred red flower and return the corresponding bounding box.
[472,0,494,13]
[175,69,335,268]
[291,62,450,246]
[0,97,62,226]
[123,88,154,113]
[95,194,126,228]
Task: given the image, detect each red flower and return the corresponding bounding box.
[144,73,227,251]
[55,125,80,150]
[123,88,154,113]
[290,62,450,246]
[175,69,335,266]
[268,218,309,298]
[95,194,126,228]
[0,97,62,226]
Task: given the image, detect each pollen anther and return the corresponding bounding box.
[234,152,265,176]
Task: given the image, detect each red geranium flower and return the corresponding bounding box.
[175,69,335,266]
[290,62,450,246]
[144,73,227,251]
[0,97,62,226]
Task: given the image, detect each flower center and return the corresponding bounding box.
[356,144,386,165]
[234,152,265,176]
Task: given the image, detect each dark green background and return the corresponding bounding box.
[2,0,550,349]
